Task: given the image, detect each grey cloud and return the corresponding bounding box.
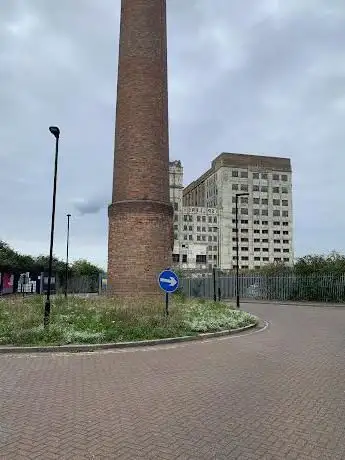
[1,0,345,266]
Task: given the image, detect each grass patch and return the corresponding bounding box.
[0,295,258,346]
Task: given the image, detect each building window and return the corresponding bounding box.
[262,229,268,234]
[241,237,249,242]
[241,228,248,233]
[262,220,268,225]
[184,235,187,240]
[282,221,289,226]
[188,235,193,240]
[202,235,206,241]
[213,245,217,251]
[274,248,281,252]
[208,236,212,241]
[241,247,249,251]
[232,170,239,177]
[174,215,178,222]
[283,231,289,235]
[208,245,212,251]
[241,208,248,215]
[202,226,206,232]
[232,184,239,190]
[253,185,260,191]
[232,196,237,203]
[254,238,260,243]
[254,229,260,234]
[282,210,289,217]
[273,186,279,193]
[213,255,217,260]
[174,225,178,231]
[240,184,249,191]
[261,186,268,192]
[196,255,207,264]
[274,239,281,244]
[189,226,193,231]
[241,265,249,269]
[253,198,260,205]
[184,215,188,221]
[261,209,268,216]
[273,221,280,225]
[281,174,288,181]
[174,233,178,240]
[282,187,288,194]
[232,207,236,214]
[273,210,280,217]
[174,202,178,211]
[282,200,288,206]
[253,209,260,215]
[213,236,217,241]
[263,257,269,261]
[172,254,180,262]
[232,237,238,242]
[273,230,280,235]
[262,248,269,252]
[214,217,217,223]
[284,257,290,262]
[241,256,249,261]
[274,257,281,262]
[197,236,200,241]
[254,256,260,261]
[197,226,201,232]
[208,217,212,223]
[283,248,290,253]
[208,255,212,260]
[273,199,280,206]
[254,247,260,252]
[183,225,187,231]
[273,174,279,180]
[253,173,259,179]
[189,215,193,222]
[232,246,237,251]
[283,239,289,244]
[208,227,212,232]
[241,196,248,204]
[241,219,248,224]
[261,173,268,179]
[202,216,206,222]
[262,198,268,205]
[182,254,187,263]
[254,220,260,225]
[262,238,269,243]
[240,171,248,178]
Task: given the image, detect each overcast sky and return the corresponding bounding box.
[1,0,345,269]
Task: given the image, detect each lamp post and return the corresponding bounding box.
[65,213,71,298]
[44,126,60,328]
[235,192,249,309]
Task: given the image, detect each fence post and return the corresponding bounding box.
[98,273,102,295]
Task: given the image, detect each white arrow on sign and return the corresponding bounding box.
[160,276,177,287]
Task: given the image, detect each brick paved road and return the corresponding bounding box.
[1,302,345,459]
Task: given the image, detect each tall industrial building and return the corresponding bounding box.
[170,152,293,271]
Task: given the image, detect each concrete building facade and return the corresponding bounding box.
[170,152,293,271]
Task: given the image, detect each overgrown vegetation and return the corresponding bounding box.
[0,295,257,346]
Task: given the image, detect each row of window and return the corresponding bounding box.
[233,197,289,206]
[232,247,290,253]
[181,226,218,232]
[233,237,289,244]
[234,219,290,228]
[233,208,289,217]
[232,184,289,193]
[183,235,218,242]
[182,215,218,223]
[232,257,290,262]
[232,171,289,181]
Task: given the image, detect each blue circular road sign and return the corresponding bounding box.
[158,269,179,293]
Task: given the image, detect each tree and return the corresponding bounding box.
[71,259,103,278]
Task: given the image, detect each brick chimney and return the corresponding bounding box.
[107,0,173,298]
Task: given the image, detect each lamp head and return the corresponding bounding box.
[49,126,60,139]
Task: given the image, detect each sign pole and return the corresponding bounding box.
[165,292,169,317]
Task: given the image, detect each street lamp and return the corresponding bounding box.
[65,213,71,298]
[44,126,60,328]
[235,192,249,309]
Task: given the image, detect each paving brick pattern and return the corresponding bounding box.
[1,302,345,459]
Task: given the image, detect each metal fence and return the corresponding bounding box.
[179,273,345,303]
